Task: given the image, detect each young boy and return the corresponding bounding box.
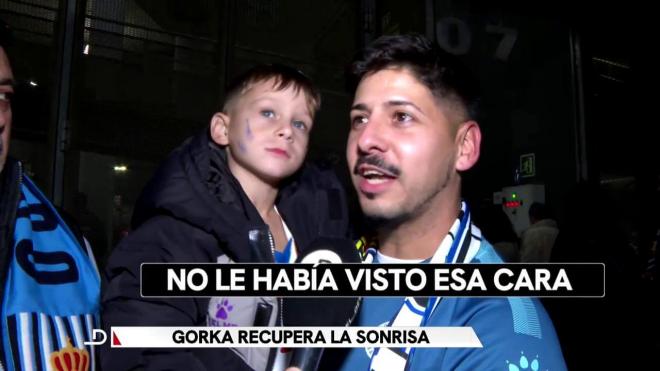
[101,64,351,371]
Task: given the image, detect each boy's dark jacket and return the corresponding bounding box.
[101,130,351,371]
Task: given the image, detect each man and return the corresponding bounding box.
[339,34,566,370]
[0,21,100,371]
[520,202,559,262]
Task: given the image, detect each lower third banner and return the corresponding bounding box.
[109,326,482,348]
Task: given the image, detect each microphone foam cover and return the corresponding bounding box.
[282,237,361,327]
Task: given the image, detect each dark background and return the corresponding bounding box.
[2,0,657,368]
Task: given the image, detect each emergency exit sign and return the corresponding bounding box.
[520,153,535,178]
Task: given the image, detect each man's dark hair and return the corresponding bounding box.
[351,34,480,122]
[223,63,321,116]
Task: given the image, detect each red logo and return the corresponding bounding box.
[112,331,122,346]
[49,338,89,371]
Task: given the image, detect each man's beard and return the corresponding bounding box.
[362,164,454,232]
[363,210,411,231]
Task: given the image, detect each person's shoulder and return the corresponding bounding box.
[114,214,206,256]
[463,296,549,331]
[279,161,350,237]
[105,214,219,278]
[471,238,505,263]
[477,297,566,369]
[430,296,566,370]
[446,288,558,340]
[295,161,344,191]
[127,214,188,236]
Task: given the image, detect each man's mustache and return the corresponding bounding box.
[353,154,401,177]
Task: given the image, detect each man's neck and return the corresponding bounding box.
[377,194,461,260]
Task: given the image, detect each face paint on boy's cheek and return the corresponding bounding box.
[234,119,251,154]
[245,119,253,140]
[238,140,248,154]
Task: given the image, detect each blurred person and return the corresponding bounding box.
[520,202,558,262]
[0,21,100,371]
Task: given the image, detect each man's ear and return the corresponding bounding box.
[209,112,230,146]
[454,120,481,172]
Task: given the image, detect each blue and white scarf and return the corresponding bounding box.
[2,175,100,371]
[364,201,483,371]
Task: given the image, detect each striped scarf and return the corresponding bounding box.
[363,201,482,371]
[2,175,100,371]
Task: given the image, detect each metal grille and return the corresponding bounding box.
[83,0,218,75]
[243,0,279,28]
[0,0,58,45]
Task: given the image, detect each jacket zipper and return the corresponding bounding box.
[265,230,286,371]
[17,161,23,190]
[266,231,285,327]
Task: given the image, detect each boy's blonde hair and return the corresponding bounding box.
[223,64,321,117]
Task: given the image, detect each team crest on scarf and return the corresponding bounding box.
[49,338,90,371]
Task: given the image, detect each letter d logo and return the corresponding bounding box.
[83,329,107,346]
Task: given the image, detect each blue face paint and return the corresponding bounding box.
[238,140,247,154]
[245,119,253,140]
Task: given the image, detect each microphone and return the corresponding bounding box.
[283,237,362,371]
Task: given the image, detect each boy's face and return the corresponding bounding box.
[221,79,314,184]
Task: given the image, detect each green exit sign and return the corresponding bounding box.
[520,153,535,178]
